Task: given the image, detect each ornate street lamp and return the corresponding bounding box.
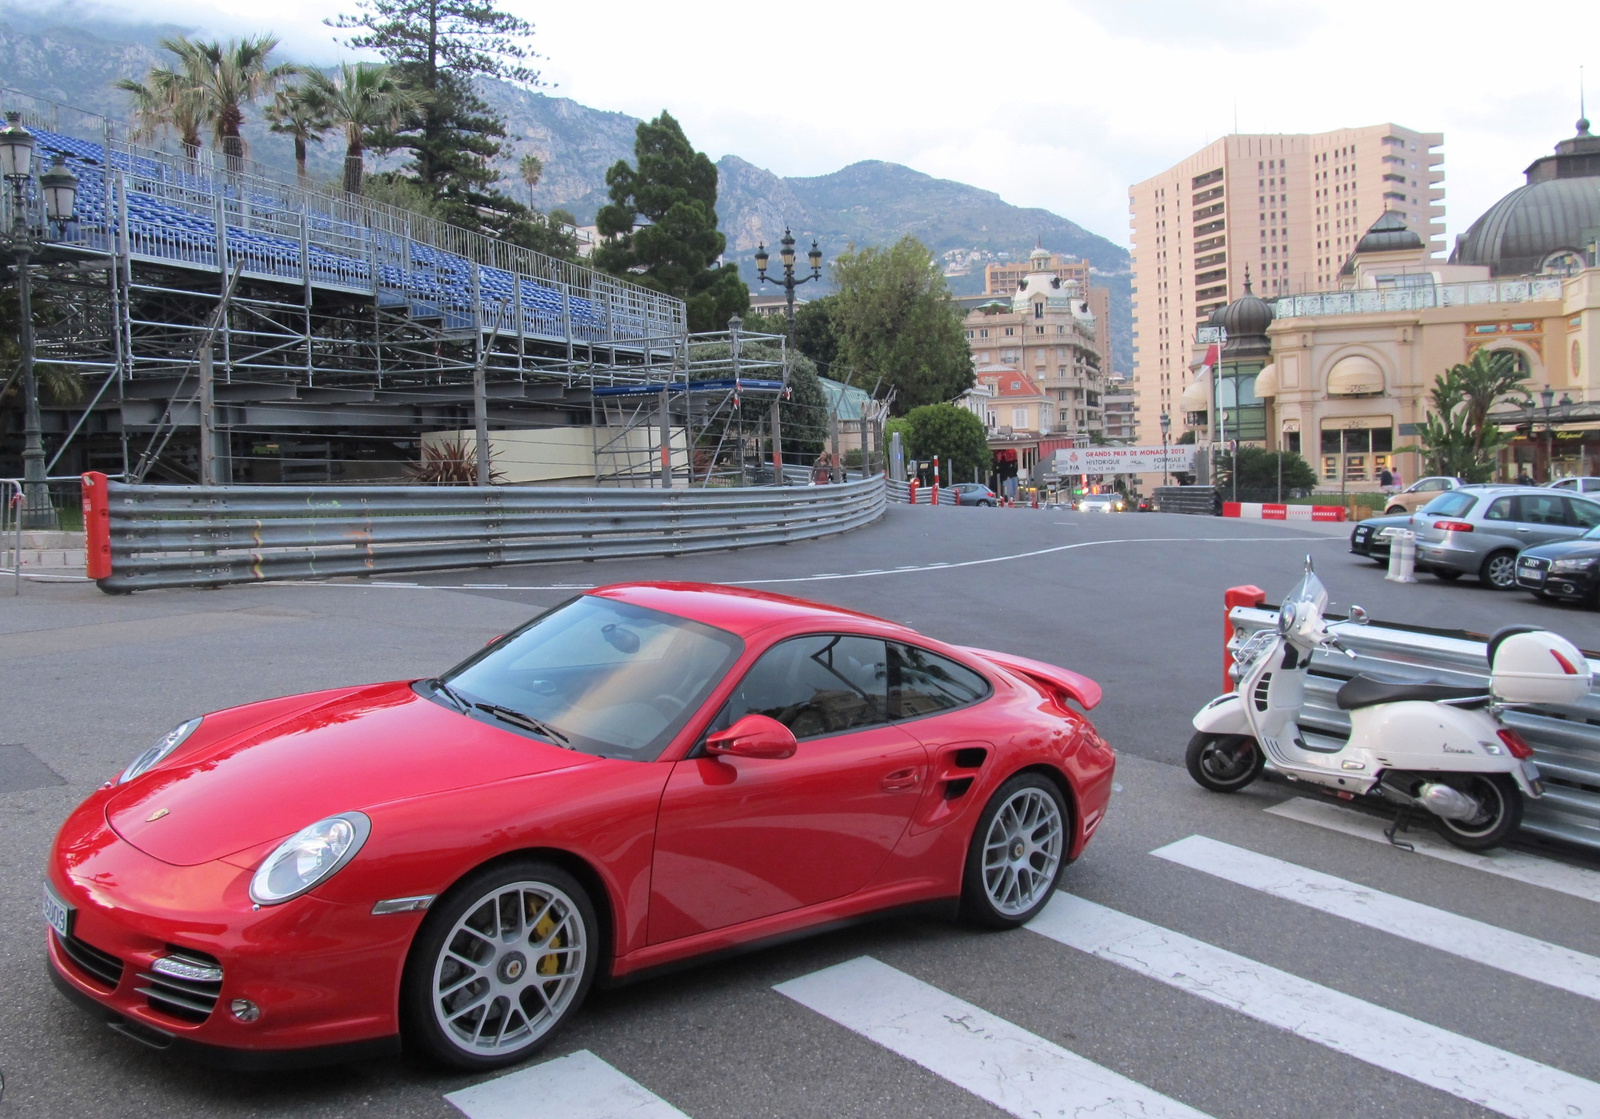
[1159,410,1172,489]
[2,112,79,529]
[1540,385,1557,482]
[754,227,822,343]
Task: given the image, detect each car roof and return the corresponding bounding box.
[589,582,916,640]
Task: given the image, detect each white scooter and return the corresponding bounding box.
[1188,559,1588,851]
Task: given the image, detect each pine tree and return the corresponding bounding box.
[594,112,747,334]
[329,0,543,235]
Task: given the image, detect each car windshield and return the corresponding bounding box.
[1585,525,1600,540]
[438,596,743,761]
[1421,491,1477,517]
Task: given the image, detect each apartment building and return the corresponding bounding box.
[986,250,1111,342]
[1127,125,1444,445]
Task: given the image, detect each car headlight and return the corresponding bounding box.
[1550,557,1599,574]
[249,812,371,906]
[118,717,202,784]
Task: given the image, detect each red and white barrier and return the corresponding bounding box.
[1223,501,1346,523]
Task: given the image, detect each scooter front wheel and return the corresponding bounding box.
[1186,732,1264,792]
[1433,773,1522,851]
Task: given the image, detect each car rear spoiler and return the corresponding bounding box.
[960,646,1102,711]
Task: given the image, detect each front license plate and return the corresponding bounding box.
[42,881,73,939]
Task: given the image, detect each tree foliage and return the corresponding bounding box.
[1220,447,1318,495]
[155,35,298,169]
[689,340,828,461]
[265,86,330,179]
[303,62,415,194]
[901,403,990,481]
[1409,348,1529,482]
[330,0,551,241]
[829,237,971,414]
[594,112,747,333]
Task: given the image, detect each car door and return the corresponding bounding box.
[648,633,928,944]
[1515,492,1583,547]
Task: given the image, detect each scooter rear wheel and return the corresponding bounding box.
[1186,732,1264,792]
[1433,773,1522,851]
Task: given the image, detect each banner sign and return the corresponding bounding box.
[1050,445,1196,475]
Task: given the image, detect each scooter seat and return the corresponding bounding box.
[1335,674,1489,711]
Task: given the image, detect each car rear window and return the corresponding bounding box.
[1422,492,1476,517]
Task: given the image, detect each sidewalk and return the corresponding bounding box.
[4,530,86,572]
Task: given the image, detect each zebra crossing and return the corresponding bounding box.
[446,796,1600,1119]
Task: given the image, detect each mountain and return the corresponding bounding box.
[0,9,1132,374]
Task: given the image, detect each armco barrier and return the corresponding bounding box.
[85,472,885,592]
[1228,602,1600,852]
[887,479,958,505]
[1224,501,1346,522]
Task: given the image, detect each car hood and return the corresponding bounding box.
[1520,539,1600,561]
[105,681,593,866]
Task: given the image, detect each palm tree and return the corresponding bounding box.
[306,63,415,196]
[116,67,207,162]
[160,34,298,171]
[265,86,330,180]
[518,153,543,208]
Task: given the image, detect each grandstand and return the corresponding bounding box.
[0,94,786,484]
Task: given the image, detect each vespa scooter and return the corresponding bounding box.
[1187,560,1586,850]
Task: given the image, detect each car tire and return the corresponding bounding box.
[401,859,599,1071]
[1431,773,1522,852]
[1385,505,1406,515]
[1185,732,1264,792]
[960,773,1069,929]
[1434,570,1462,582]
[1479,551,1518,590]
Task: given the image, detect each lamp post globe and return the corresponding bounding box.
[39,155,77,224]
[756,225,822,344]
[1159,411,1171,490]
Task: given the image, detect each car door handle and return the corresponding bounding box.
[880,767,922,793]
[1516,527,1531,533]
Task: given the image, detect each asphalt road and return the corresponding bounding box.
[3,505,1599,1118]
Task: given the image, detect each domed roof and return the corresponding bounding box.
[1353,210,1424,255]
[1217,274,1273,358]
[1450,119,1600,276]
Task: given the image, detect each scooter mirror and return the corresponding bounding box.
[1348,606,1369,625]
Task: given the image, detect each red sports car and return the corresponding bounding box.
[46,583,1115,1070]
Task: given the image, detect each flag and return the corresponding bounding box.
[1196,343,1220,377]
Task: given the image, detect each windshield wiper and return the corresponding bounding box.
[474,703,571,747]
[429,678,471,715]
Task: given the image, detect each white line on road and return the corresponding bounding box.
[246,534,1340,592]
[775,956,1211,1119]
[444,1049,689,1119]
[1027,893,1600,1119]
[1153,834,1600,1002]
[1265,797,1600,905]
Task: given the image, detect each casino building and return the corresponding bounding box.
[1178,117,1600,488]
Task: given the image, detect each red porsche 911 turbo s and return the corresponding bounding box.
[45,583,1115,1071]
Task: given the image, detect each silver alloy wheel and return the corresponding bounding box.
[430,880,587,1056]
[1484,554,1516,588]
[981,787,1064,916]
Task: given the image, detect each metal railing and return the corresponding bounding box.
[1274,277,1565,320]
[91,473,886,592]
[1,479,20,596]
[1229,605,1600,852]
[886,479,961,505]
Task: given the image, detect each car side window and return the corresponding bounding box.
[888,644,991,719]
[1587,480,1600,494]
[1519,494,1566,525]
[725,634,889,739]
[1418,478,1445,492]
[1567,498,1600,529]
[1483,497,1515,521]
[1422,492,1475,517]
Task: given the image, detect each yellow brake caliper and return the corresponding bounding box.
[533,906,562,977]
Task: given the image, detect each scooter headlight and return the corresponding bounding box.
[1277,603,1298,636]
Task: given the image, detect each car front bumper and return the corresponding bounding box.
[1515,556,1598,599]
[45,792,409,1066]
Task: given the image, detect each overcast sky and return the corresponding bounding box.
[76,0,1598,257]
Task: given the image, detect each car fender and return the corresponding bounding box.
[1193,692,1251,735]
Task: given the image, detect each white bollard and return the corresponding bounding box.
[1384,528,1417,584]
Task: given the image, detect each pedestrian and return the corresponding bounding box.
[1516,469,1534,486]
[1391,467,1403,489]
[1378,466,1393,490]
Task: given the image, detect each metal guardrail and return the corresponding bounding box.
[1229,605,1600,852]
[1154,486,1219,515]
[886,479,962,505]
[89,474,886,592]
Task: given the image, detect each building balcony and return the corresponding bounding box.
[1273,276,1564,319]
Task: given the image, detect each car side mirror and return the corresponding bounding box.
[1348,606,1369,625]
[706,714,797,759]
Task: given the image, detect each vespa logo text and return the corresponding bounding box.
[1441,744,1475,754]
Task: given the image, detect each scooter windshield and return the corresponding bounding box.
[1283,568,1328,615]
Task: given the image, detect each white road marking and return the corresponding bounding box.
[444,1049,688,1119]
[1027,893,1600,1119]
[1266,797,1600,905]
[249,534,1339,591]
[1153,835,1600,1002]
[775,956,1211,1119]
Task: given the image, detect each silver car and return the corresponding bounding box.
[1412,485,1600,588]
